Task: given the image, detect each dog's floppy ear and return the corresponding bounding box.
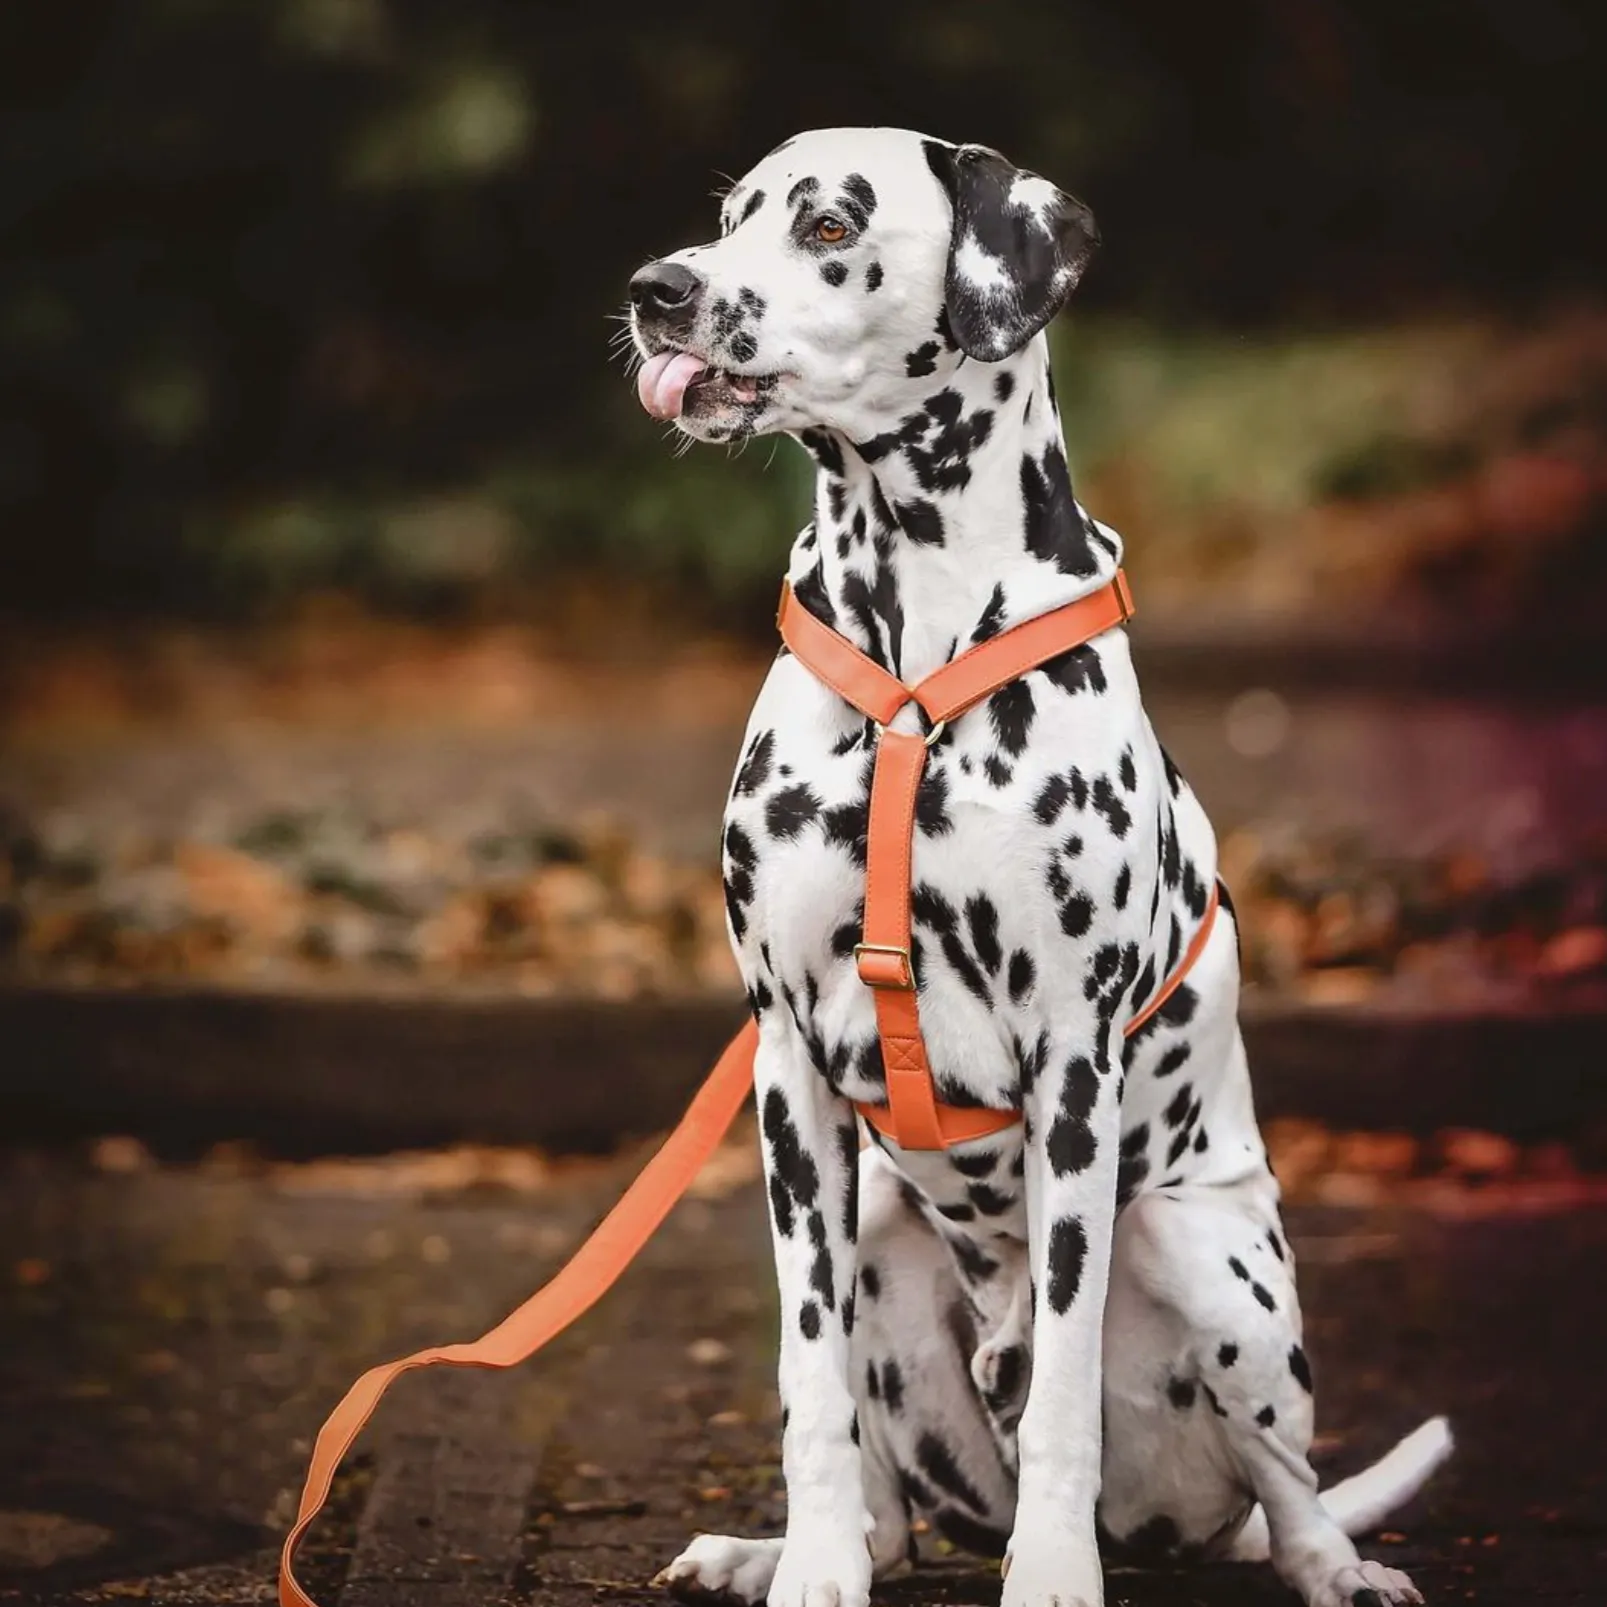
[923,140,1099,363]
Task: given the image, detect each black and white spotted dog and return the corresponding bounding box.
[627,128,1452,1607]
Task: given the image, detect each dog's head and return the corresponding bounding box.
[629,127,1098,444]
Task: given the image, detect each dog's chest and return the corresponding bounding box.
[721,637,1192,1106]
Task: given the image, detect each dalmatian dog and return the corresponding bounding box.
[627,128,1452,1607]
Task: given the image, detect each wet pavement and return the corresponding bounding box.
[0,1139,1602,1607]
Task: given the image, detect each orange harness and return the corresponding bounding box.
[279,569,1218,1607]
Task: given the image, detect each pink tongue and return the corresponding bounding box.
[636,350,708,420]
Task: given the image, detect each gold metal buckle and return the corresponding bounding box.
[870,716,946,750]
[854,943,914,990]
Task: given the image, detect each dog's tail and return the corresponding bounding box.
[1226,1416,1454,1563]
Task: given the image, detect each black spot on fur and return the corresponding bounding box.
[882,1358,905,1413]
[799,1300,821,1339]
[1020,443,1098,577]
[1267,1228,1286,1262]
[906,341,942,377]
[1007,949,1035,1002]
[1040,643,1108,699]
[1154,1043,1192,1079]
[1113,862,1132,910]
[786,175,819,209]
[735,729,775,797]
[1164,1084,1195,1129]
[738,188,765,224]
[865,260,883,291]
[1046,1216,1088,1313]
[988,680,1036,757]
[970,583,1008,643]
[821,259,849,287]
[1167,1377,1196,1409]
[1256,1404,1277,1428]
[1033,773,1072,824]
[1289,1344,1313,1392]
[994,370,1016,403]
[966,896,1003,975]
[1252,1281,1276,1312]
[952,1233,998,1284]
[1092,776,1132,839]
[840,172,877,223]
[896,497,946,547]
[723,821,757,941]
[1059,890,1095,939]
[967,1182,1014,1217]
[761,1085,819,1240]
[951,1148,997,1179]
[807,1211,835,1311]
[798,429,845,477]
[1229,1256,1249,1281]
[916,1432,987,1513]
[1218,1342,1239,1368]
[983,755,1013,788]
[765,782,821,840]
[915,766,954,836]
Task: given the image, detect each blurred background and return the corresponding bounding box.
[1,7,1605,1604]
[2,0,1604,1008]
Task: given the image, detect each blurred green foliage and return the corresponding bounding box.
[0,0,1596,619]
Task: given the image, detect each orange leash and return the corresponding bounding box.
[277,1019,757,1607]
[279,569,1225,1604]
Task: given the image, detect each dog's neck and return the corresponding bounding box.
[787,335,1121,686]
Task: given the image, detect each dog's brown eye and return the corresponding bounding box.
[815,217,848,244]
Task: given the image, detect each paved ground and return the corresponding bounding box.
[0,1138,1602,1607]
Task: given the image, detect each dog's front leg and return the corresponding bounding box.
[755,1018,871,1607]
[1004,1026,1121,1607]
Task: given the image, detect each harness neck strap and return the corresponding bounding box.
[778,571,1140,1150]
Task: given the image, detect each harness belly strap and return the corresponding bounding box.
[780,568,1217,1152]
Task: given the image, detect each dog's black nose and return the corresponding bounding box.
[629,260,705,317]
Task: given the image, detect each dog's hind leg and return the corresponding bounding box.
[1099,1167,1440,1607]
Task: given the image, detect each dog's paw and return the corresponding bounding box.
[1310,1559,1424,1607]
[1000,1533,1104,1607]
[764,1517,872,1607]
[654,1534,782,1604]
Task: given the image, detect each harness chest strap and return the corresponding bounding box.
[279,568,1222,1607]
[778,568,1216,1151]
